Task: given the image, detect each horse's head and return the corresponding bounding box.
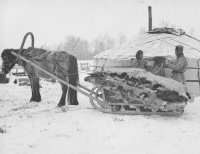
[1,49,18,74]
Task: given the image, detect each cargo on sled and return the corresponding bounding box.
[84,67,190,116]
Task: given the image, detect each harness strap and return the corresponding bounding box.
[53,52,56,73]
[172,71,183,73]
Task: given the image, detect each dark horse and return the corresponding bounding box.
[1,32,79,107]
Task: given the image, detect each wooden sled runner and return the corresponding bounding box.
[88,86,184,116]
[11,32,189,116]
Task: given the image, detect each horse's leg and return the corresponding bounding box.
[28,75,35,102]
[34,78,41,102]
[29,75,41,102]
[57,83,68,107]
[67,55,79,105]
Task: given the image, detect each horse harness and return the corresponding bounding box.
[21,47,70,76]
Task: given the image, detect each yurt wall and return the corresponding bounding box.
[93,58,132,69]
[186,59,200,95]
[93,57,200,96]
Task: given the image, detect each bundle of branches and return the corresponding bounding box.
[151,56,166,66]
[85,68,189,112]
[148,27,185,36]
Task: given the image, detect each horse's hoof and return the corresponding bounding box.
[37,99,41,102]
[71,101,79,105]
[32,100,41,103]
[29,98,41,102]
[57,104,63,107]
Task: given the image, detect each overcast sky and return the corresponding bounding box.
[0,0,200,52]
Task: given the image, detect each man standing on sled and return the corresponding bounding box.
[165,45,188,85]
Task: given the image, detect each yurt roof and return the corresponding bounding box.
[94,28,200,60]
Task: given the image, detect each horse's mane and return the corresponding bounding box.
[1,49,13,58]
[1,49,26,59]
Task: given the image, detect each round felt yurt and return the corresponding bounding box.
[93,28,200,96]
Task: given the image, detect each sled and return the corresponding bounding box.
[87,85,184,116]
[84,68,190,116]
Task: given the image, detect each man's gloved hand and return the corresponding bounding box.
[164,59,170,65]
[146,61,154,67]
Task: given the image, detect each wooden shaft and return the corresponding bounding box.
[11,51,106,106]
[186,80,200,82]
[188,67,200,69]
[77,83,91,93]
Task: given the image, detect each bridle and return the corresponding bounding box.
[2,54,18,72]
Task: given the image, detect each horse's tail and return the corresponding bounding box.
[68,55,79,105]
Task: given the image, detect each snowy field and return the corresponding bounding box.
[1,63,200,154]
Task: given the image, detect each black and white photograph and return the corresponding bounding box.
[0,0,200,154]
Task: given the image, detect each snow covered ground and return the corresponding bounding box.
[1,68,200,154]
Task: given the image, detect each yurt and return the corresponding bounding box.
[93,28,200,95]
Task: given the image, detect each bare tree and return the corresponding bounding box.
[91,36,106,54]
[137,26,147,36]
[188,28,195,36]
[63,36,79,55]
[103,32,115,50]
[159,19,170,28]
[117,33,127,45]
[56,41,64,51]
[171,24,177,29]
[40,44,51,50]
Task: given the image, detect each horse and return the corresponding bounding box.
[1,32,79,107]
